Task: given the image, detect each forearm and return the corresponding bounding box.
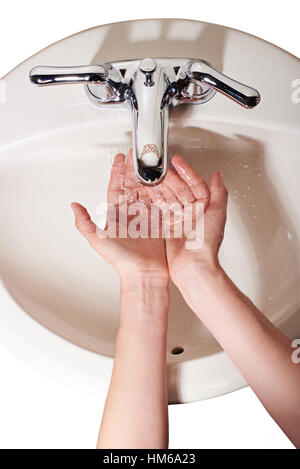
[97,275,169,449]
[175,263,300,448]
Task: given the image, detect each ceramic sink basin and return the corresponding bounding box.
[0,19,300,403]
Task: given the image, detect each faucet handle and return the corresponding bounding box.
[29,64,125,103]
[30,65,110,86]
[187,60,260,109]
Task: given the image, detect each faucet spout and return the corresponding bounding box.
[29,58,260,186]
[129,59,170,185]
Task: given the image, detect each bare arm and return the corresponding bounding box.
[71,151,170,449]
[175,263,300,448]
[98,275,169,449]
[147,154,300,448]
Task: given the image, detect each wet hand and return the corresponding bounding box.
[146,154,228,283]
[71,150,169,282]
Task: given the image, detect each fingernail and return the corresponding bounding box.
[70,202,79,214]
[217,170,223,181]
[172,154,182,160]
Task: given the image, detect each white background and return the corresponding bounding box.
[0,0,298,449]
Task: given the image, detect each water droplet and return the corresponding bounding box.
[257,173,261,178]
[243,164,249,169]
[268,296,272,302]
[287,231,292,241]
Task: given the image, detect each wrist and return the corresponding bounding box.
[172,260,226,319]
[120,270,169,290]
[172,258,222,289]
[119,273,169,338]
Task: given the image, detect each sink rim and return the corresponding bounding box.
[1,17,300,404]
[2,17,300,82]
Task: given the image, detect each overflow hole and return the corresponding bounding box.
[171,346,184,355]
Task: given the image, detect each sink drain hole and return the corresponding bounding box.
[171,346,184,355]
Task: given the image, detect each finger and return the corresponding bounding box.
[107,153,126,205]
[171,154,210,209]
[209,171,228,211]
[164,166,195,204]
[71,202,97,245]
[138,186,152,206]
[125,149,137,183]
[146,183,179,208]
[124,148,138,202]
[145,186,169,214]
[161,183,181,207]
[145,186,165,205]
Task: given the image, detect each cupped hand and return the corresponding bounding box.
[71,150,168,282]
[145,154,228,282]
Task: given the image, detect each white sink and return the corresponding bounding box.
[0,19,300,403]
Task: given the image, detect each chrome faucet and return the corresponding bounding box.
[30,58,260,185]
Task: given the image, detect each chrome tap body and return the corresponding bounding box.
[30,58,260,185]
